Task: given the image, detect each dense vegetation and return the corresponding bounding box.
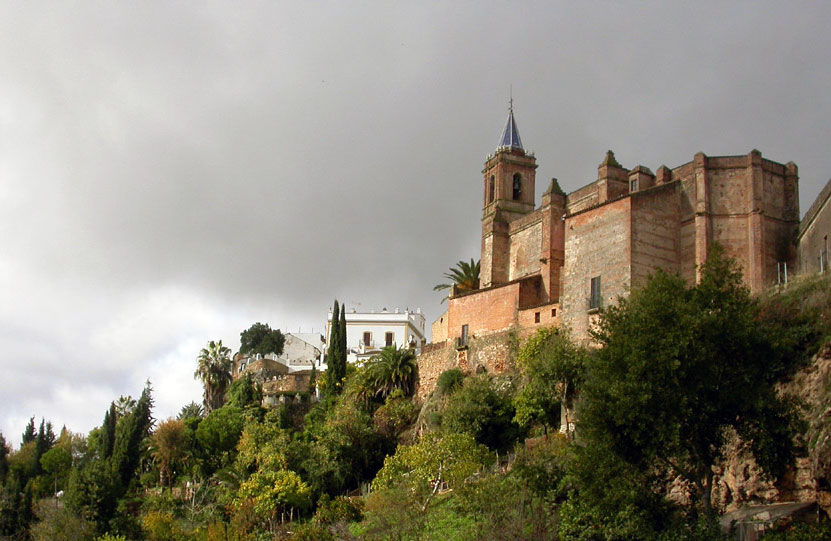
[2,251,831,540]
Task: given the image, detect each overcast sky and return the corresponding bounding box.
[2,1,830,445]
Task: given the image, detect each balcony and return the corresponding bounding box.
[587,294,602,313]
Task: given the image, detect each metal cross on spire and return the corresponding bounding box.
[498,87,523,151]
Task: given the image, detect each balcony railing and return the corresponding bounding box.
[455,335,469,349]
[587,294,602,312]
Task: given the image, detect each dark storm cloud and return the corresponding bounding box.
[2,1,830,440]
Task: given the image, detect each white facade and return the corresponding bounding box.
[324,306,426,364]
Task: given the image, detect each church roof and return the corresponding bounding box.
[498,107,523,151]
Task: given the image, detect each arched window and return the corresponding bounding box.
[513,173,522,200]
[488,175,495,203]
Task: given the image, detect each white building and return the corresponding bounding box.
[324,306,426,364]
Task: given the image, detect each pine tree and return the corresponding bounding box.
[34,418,55,475]
[21,417,35,446]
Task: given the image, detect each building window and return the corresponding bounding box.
[551,308,557,317]
[631,179,638,191]
[461,324,469,345]
[385,332,394,347]
[363,332,372,346]
[589,276,602,310]
[488,175,495,203]
[513,173,522,200]
[534,312,540,323]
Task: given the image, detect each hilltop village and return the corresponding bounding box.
[233,106,831,404]
[5,109,831,540]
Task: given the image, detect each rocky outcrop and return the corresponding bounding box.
[710,343,831,515]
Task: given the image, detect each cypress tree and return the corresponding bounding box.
[99,403,117,459]
[337,303,347,384]
[326,300,341,395]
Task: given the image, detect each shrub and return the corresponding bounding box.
[313,494,364,525]
[436,369,465,395]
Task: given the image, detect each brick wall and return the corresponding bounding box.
[508,217,543,281]
[447,281,521,340]
[561,198,632,342]
[631,183,680,290]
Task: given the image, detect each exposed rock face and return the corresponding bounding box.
[710,344,831,515]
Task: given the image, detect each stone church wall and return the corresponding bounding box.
[561,198,631,341]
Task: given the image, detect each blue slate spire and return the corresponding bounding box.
[498,100,523,151]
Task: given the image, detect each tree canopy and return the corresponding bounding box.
[239,322,286,357]
[514,326,586,436]
[577,245,800,515]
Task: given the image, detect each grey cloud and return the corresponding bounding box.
[2,1,831,439]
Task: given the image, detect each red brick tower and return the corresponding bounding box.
[481,105,538,288]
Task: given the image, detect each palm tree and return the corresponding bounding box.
[365,346,418,399]
[177,401,204,420]
[114,395,136,419]
[194,340,232,413]
[433,259,480,302]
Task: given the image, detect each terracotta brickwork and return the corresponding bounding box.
[561,197,632,341]
[446,281,521,339]
[420,112,803,392]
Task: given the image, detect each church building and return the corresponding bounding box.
[431,106,800,347]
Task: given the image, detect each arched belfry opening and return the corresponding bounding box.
[513,173,522,200]
[488,175,495,203]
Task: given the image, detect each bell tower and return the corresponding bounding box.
[481,103,537,288]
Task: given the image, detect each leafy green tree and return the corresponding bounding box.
[441,374,522,452]
[364,345,418,399]
[514,327,586,436]
[239,322,285,356]
[194,340,232,412]
[325,300,347,395]
[236,417,290,473]
[578,245,800,516]
[40,446,72,494]
[433,258,480,301]
[177,401,203,420]
[195,405,245,474]
[234,469,311,529]
[372,432,492,507]
[225,372,264,410]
